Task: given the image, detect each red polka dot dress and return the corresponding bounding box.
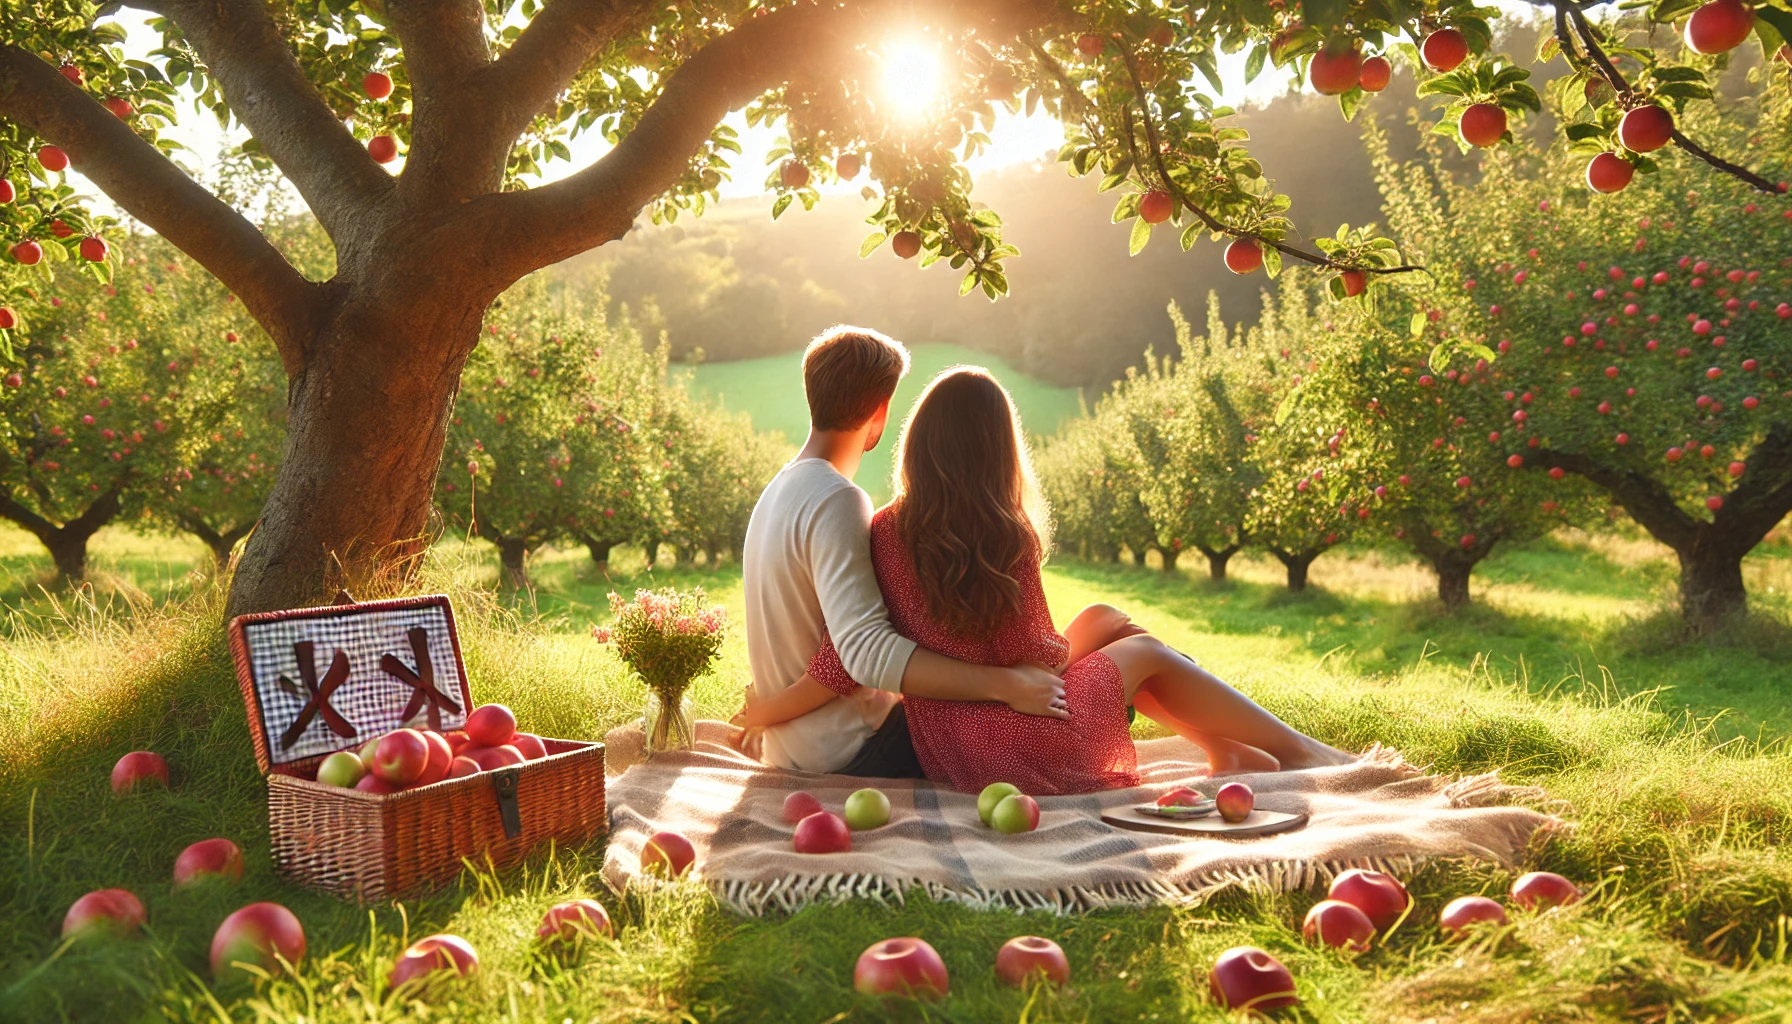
[807,508,1140,795]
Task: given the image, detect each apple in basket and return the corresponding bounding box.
[444,729,471,754]
[1215,782,1254,823]
[844,788,891,830]
[1328,868,1410,930]
[641,830,696,877]
[1510,871,1580,910]
[511,732,548,760]
[1302,900,1375,952]
[461,743,525,771]
[448,755,480,779]
[316,750,366,787]
[174,839,245,888]
[1157,786,1204,807]
[211,902,306,978]
[62,888,146,938]
[389,933,479,991]
[372,729,430,785]
[794,811,853,853]
[977,782,1020,825]
[1208,946,1298,1012]
[538,899,613,944]
[413,731,453,786]
[854,937,950,999]
[783,791,824,824]
[990,793,1039,834]
[465,703,517,746]
[111,751,169,794]
[357,734,382,769]
[356,773,401,794]
[1440,895,1508,937]
[994,935,1070,986]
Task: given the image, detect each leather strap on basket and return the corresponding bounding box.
[492,769,523,839]
[278,642,356,750]
[381,627,461,732]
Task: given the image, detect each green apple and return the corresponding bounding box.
[990,793,1040,834]
[843,788,891,831]
[357,734,382,769]
[977,782,1020,825]
[317,750,367,787]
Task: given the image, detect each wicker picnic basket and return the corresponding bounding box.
[227,594,605,901]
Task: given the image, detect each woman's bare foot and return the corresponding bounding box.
[1204,738,1282,776]
[1276,738,1357,770]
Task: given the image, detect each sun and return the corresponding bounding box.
[879,39,943,120]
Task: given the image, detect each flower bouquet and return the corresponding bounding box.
[592,588,726,754]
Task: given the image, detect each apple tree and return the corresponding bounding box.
[5,0,1785,614]
[654,394,787,568]
[1375,93,1792,627]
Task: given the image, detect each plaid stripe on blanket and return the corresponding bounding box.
[601,725,1562,916]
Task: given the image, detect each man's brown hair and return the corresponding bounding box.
[802,325,911,431]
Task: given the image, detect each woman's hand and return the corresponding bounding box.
[998,662,1070,719]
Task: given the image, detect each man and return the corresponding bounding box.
[739,325,1067,776]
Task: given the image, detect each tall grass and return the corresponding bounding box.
[2,542,1791,1021]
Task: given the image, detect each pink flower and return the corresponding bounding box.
[591,626,612,643]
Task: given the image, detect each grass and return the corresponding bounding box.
[2,528,1792,1021]
[685,342,1084,504]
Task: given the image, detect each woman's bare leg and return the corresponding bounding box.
[1099,634,1354,772]
[1129,689,1282,775]
[1063,604,1150,665]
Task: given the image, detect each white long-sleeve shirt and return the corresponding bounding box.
[743,458,916,772]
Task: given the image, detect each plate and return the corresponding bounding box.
[1100,806,1308,838]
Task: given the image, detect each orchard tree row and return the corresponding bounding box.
[1041,86,1789,628]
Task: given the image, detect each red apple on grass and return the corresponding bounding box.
[1421,27,1468,72]
[1328,869,1410,930]
[316,750,366,787]
[538,899,613,943]
[1459,103,1507,148]
[1208,946,1298,1012]
[1215,782,1254,823]
[1302,899,1375,952]
[1510,871,1581,910]
[174,838,245,888]
[1308,42,1363,96]
[511,732,548,760]
[1224,237,1263,275]
[466,704,517,746]
[642,830,696,877]
[990,793,1040,834]
[1619,105,1674,153]
[111,751,169,794]
[794,811,853,853]
[783,790,824,824]
[844,788,891,830]
[1358,54,1392,92]
[373,728,429,785]
[1684,0,1755,54]
[62,889,146,938]
[1440,895,1508,936]
[211,902,306,978]
[389,933,478,991]
[994,935,1069,986]
[854,937,949,999]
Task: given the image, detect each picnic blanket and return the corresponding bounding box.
[600,722,1563,916]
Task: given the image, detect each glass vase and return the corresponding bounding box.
[642,687,695,755]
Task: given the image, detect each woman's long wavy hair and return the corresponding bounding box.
[889,367,1052,638]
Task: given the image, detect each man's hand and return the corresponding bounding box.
[999,662,1070,719]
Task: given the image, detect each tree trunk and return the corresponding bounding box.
[225,289,483,616]
[1274,550,1317,592]
[1160,546,1180,574]
[1130,546,1147,567]
[0,484,124,583]
[703,541,719,569]
[183,518,255,569]
[496,535,530,590]
[1435,560,1473,608]
[1677,542,1747,630]
[644,538,664,568]
[581,535,615,572]
[1196,543,1239,582]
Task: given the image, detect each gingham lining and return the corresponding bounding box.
[239,603,469,765]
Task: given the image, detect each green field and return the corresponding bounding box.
[3,523,1792,1021]
[685,343,1084,503]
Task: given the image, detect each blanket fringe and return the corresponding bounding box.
[692,850,1436,918]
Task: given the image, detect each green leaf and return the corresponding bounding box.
[1428,342,1451,371]
[770,193,792,220]
[858,232,886,258]
[1340,86,1365,122]
[1274,384,1303,426]
[1654,80,1714,100]
[1129,217,1152,256]
[1647,0,1704,22]
[959,272,980,297]
[1244,43,1267,84]
[1262,246,1283,279]
[1180,223,1202,251]
[1410,313,1428,337]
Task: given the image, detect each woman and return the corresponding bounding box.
[742,367,1352,795]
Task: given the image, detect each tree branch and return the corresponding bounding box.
[474,0,658,159]
[1558,2,1780,195]
[1719,423,1792,554]
[0,47,322,374]
[160,0,395,240]
[1532,447,1701,550]
[386,0,499,201]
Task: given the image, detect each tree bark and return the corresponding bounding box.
[1272,549,1318,592]
[1160,546,1181,574]
[703,541,719,569]
[496,535,531,590]
[644,538,664,568]
[1435,560,1473,608]
[0,484,123,583]
[181,518,256,569]
[1195,543,1238,581]
[1130,547,1148,567]
[1401,517,1500,611]
[581,534,615,571]
[1676,541,1747,630]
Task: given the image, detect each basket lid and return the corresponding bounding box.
[227,594,474,774]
